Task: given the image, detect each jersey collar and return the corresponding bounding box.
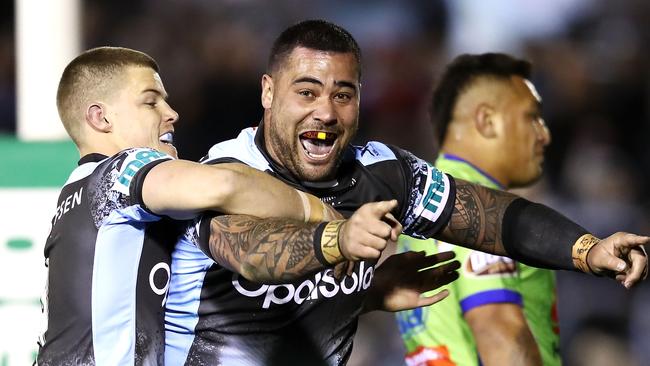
[78,153,108,166]
[440,153,505,189]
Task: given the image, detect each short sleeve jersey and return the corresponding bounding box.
[164,123,456,366]
[395,154,560,366]
[37,148,186,366]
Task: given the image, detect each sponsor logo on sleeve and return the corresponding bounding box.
[417,166,449,223]
[117,149,168,188]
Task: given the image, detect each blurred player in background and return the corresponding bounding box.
[397,53,560,366]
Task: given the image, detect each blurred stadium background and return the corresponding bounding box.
[1,1,649,365]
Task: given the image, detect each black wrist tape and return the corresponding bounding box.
[313,222,330,266]
[502,198,589,271]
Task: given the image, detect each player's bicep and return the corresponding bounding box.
[141,160,237,220]
[436,178,517,256]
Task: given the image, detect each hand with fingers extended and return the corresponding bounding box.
[363,251,460,313]
[337,200,403,261]
[580,232,650,288]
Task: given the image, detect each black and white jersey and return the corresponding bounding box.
[164,124,456,366]
[38,148,185,366]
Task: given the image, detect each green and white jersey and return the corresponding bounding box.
[396,154,560,366]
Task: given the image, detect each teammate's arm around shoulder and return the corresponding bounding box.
[438,177,649,288]
[201,200,401,284]
[465,304,542,366]
[141,160,338,221]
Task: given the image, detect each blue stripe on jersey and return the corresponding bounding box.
[91,205,161,366]
[354,141,396,166]
[459,289,523,314]
[165,236,213,365]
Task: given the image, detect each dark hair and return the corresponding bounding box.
[431,53,532,146]
[57,47,159,143]
[267,19,362,79]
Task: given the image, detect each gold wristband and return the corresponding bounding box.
[572,234,600,273]
[320,220,345,265]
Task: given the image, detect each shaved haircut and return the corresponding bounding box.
[56,47,159,143]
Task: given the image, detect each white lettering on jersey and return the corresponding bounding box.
[53,187,83,226]
[149,262,171,306]
[115,149,169,192]
[231,263,375,309]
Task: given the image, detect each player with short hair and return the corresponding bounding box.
[397,53,559,366]
[39,46,429,365]
[164,20,648,365]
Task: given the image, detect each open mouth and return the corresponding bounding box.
[159,131,174,145]
[299,131,337,161]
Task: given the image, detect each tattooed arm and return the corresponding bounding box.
[203,201,402,284]
[206,215,324,283]
[436,178,649,287]
[437,178,516,256]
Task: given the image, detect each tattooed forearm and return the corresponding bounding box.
[207,215,324,284]
[439,178,517,255]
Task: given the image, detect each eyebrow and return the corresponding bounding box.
[334,80,358,90]
[293,77,323,86]
[293,77,358,91]
[141,88,169,100]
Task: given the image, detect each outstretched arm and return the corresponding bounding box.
[203,200,402,283]
[142,160,338,221]
[438,179,514,256]
[438,178,649,287]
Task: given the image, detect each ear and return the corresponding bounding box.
[85,103,112,133]
[474,103,497,138]
[261,74,274,109]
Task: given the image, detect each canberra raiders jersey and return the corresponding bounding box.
[38,148,185,366]
[164,123,456,366]
[395,154,559,366]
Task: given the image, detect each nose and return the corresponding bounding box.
[312,97,336,125]
[535,117,551,146]
[163,101,180,125]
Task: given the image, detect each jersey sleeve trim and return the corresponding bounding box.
[460,289,522,314]
[436,173,455,235]
[197,212,217,260]
[201,157,246,166]
[130,158,172,213]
